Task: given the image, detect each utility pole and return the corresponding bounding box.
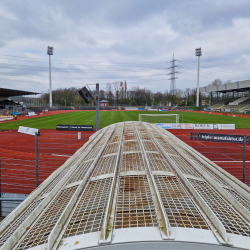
[196,47,202,107]
[167,54,180,105]
[47,46,54,109]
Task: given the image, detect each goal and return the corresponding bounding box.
[139,114,180,124]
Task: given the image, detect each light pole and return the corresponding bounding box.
[47,46,54,109]
[96,83,99,131]
[196,47,202,107]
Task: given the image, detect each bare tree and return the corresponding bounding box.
[112,81,120,104]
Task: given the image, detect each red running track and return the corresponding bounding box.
[0,129,95,194]
[169,129,250,186]
[0,128,249,195]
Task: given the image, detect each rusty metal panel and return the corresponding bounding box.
[16,186,78,249]
[0,199,43,247]
[114,175,158,229]
[154,175,209,229]
[121,152,145,172]
[190,179,250,236]
[63,178,112,238]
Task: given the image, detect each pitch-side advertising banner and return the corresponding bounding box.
[190,132,250,144]
[56,124,94,131]
[154,123,235,130]
[154,123,190,129]
[194,124,235,130]
[18,126,40,136]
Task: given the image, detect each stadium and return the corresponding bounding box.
[1,1,250,249]
[0,85,250,249]
[0,121,249,250]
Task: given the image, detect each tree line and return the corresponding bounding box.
[39,81,210,106]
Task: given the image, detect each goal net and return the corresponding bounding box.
[139,114,180,124]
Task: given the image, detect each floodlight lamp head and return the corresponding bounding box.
[196,47,202,56]
[47,46,54,55]
[78,86,94,104]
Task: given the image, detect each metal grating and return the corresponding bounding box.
[154,175,209,229]
[0,199,43,247]
[190,179,250,236]
[157,140,179,156]
[84,146,102,161]
[95,137,109,148]
[169,155,201,178]
[121,152,145,172]
[171,142,250,211]
[140,133,151,140]
[223,187,250,212]
[66,161,94,184]
[182,149,230,187]
[114,175,158,229]
[103,142,119,155]
[39,170,69,197]
[92,155,117,177]
[124,133,136,141]
[123,141,140,152]
[63,178,112,238]
[17,186,77,249]
[141,140,158,152]
[146,152,173,172]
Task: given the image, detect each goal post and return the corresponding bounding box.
[139,114,180,124]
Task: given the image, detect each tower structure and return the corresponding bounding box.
[167,54,180,105]
[47,46,54,108]
[196,47,202,107]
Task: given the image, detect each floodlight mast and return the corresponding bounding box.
[196,47,202,107]
[96,83,99,131]
[47,46,54,108]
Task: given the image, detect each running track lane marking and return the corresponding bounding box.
[52,154,71,157]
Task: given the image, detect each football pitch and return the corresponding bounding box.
[0,111,250,129]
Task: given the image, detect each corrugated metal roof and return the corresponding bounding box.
[0,122,250,250]
[0,87,39,98]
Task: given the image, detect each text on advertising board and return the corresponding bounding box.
[56,125,94,131]
[190,132,250,144]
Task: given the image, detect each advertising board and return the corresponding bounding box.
[190,132,249,144]
[18,126,40,136]
[56,125,94,131]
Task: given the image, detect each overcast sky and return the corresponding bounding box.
[0,0,250,94]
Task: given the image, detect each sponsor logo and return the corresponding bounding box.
[190,132,250,144]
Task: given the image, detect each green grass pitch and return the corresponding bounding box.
[0,111,250,130]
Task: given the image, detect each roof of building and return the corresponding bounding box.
[200,79,250,93]
[0,122,250,250]
[99,100,109,103]
[0,87,39,98]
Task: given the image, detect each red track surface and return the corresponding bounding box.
[0,112,249,194]
[0,129,95,194]
[169,129,250,186]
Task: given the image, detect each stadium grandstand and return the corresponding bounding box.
[0,87,39,115]
[200,79,250,112]
[0,122,249,250]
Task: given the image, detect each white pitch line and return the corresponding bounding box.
[52,154,71,157]
[214,161,250,163]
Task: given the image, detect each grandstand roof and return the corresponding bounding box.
[0,122,250,250]
[200,79,250,93]
[0,87,39,98]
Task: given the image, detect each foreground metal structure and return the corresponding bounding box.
[0,122,250,250]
